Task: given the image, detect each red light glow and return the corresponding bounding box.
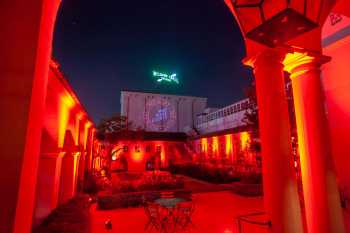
[225,134,232,158]
[212,136,219,157]
[201,138,208,156]
[240,132,250,150]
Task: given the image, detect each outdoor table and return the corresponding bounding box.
[154,197,185,208]
[154,197,186,233]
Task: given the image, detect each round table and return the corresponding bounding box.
[154,198,185,208]
[154,198,187,233]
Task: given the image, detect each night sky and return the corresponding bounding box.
[53,0,253,123]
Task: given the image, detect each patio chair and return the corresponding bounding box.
[176,201,195,230]
[144,202,162,232]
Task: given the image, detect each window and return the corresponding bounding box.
[135,145,141,153]
[156,145,161,153]
[146,145,151,152]
[123,145,128,152]
[230,107,234,114]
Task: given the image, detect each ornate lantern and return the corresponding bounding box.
[229,0,334,47]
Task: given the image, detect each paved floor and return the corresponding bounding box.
[89,175,350,233]
[90,191,268,233]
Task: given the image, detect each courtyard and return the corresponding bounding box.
[2,1,350,233]
[90,191,266,233]
[89,175,267,233]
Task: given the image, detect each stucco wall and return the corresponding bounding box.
[322,14,350,191]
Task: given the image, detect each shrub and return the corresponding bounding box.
[169,164,241,184]
[83,173,98,194]
[33,195,90,233]
[110,171,184,193]
[97,189,192,210]
[241,173,262,184]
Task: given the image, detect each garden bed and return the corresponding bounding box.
[110,171,184,193]
[169,163,241,184]
[97,189,192,210]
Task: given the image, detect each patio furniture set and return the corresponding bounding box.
[144,195,195,233]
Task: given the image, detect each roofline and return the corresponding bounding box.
[190,125,250,139]
[50,59,95,126]
[121,89,207,100]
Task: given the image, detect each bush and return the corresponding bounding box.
[111,171,184,193]
[97,191,160,209]
[33,195,90,233]
[241,173,262,184]
[169,164,241,184]
[97,189,192,210]
[83,173,98,194]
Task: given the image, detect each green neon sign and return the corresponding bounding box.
[152,71,179,84]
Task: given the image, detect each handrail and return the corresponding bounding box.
[236,212,271,233]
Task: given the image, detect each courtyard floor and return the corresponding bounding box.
[90,175,268,233]
[89,175,350,233]
[90,191,268,233]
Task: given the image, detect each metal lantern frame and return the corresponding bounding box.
[231,0,327,47]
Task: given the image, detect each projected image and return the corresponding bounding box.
[147,98,176,131]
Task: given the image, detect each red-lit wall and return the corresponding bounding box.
[110,140,190,172]
[322,15,350,206]
[323,34,350,192]
[191,131,260,168]
[33,61,95,226]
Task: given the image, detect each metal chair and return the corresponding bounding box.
[176,201,195,230]
[144,202,162,232]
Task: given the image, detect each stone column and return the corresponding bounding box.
[248,49,303,233]
[284,53,345,233]
[0,1,61,233]
[33,153,64,227]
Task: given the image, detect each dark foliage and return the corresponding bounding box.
[82,172,99,194]
[95,114,131,141]
[32,195,90,233]
[169,164,240,184]
[97,189,192,210]
[242,81,259,135]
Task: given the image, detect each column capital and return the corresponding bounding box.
[283,49,331,78]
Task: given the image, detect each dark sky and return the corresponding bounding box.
[53,0,253,123]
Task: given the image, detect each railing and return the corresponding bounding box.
[236,212,271,233]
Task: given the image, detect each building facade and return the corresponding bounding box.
[120,91,207,133]
[196,98,251,134]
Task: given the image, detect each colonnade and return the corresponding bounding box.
[247,48,345,233]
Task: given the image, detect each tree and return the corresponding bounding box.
[95,114,131,141]
[242,81,259,136]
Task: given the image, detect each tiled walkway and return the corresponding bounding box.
[90,191,268,233]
